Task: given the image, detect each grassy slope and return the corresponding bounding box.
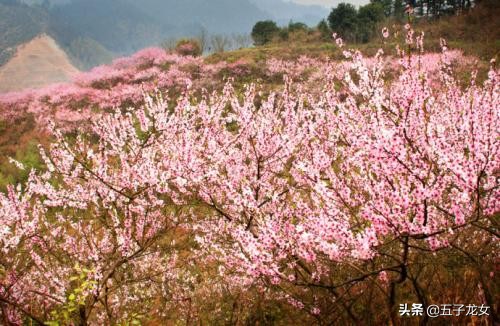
[207,0,499,65]
[415,0,500,60]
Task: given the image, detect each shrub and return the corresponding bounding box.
[175,38,202,57]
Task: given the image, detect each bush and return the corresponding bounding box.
[288,21,308,33]
[175,38,202,56]
[278,28,289,41]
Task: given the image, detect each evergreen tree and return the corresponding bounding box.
[317,19,331,41]
[327,3,359,42]
[251,20,280,45]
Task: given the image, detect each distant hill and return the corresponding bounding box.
[0,0,331,72]
[132,0,270,35]
[49,0,171,54]
[0,1,49,66]
[0,34,78,93]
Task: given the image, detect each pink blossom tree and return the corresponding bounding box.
[0,29,498,324]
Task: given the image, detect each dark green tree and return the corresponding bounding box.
[357,2,385,42]
[251,20,280,45]
[371,0,393,16]
[317,19,331,41]
[327,3,359,42]
[393,0,405,19]
[278,28,289,41]
[288,21,308,33]
[359,2,385,22]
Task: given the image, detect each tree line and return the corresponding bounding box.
[252,0,480,45]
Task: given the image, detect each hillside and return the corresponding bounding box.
[0,16,497,325]
[0,34,78,93]
[129,0,269,35]
[48,0,170,54]
[0,1,49,65]
[0,0,328,70]
[1,0,498,94]
[0,0,498,324]
[413,0,500,59]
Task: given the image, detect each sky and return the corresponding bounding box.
[290,0,369,7]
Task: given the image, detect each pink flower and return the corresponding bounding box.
[382,27,389,39]
[336,38,344,48]
[378,271,389,283]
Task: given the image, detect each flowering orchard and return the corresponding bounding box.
[0,27,498,324]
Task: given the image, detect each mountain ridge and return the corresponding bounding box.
[0,0,328,69]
